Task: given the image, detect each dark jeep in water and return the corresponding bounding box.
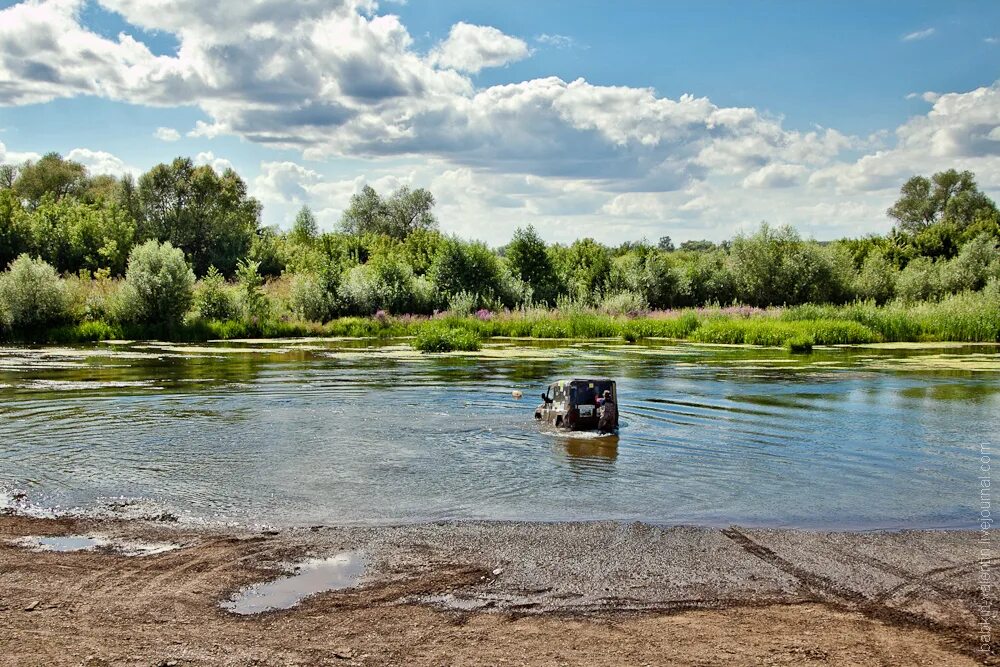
[535,379,618,432]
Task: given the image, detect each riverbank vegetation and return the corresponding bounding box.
[1,153,999,349]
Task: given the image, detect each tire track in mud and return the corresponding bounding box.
[720,527,997,663]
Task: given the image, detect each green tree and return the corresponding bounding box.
[941,233,999,294]
[116,240,195,327]
[339,185,437,239]
[730,224,853,306]
[505,226,560,305]
[136,158,261,276]
[22,199,135,276]
[657,235,675,251]
[853,250,896,304]
[429,237,521,308]
[0,164,17,190]
[888,170,998,234]
[549,238,611,303]
[0,189,28,269]
[194,266,237,320]
[235,258,269,322]
[679,239,716,252]
[290,205,319,244]
[13,153,89,208]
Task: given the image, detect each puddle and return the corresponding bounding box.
[221,551,365,615]
[18,535,101,552]
[10,534,182,556]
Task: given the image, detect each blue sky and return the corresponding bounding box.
[0,0,998,243]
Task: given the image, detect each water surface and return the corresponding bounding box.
[1,339,997,530]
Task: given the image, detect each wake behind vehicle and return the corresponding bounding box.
[535,379,618,433]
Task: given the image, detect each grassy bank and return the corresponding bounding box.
[12,287,998,351]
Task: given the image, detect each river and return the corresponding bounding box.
[1,339,997,529]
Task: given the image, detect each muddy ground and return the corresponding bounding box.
[0,514,996,666]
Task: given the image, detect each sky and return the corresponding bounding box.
[0,0,998,245]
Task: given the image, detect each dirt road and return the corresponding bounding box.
[0,515,994,666]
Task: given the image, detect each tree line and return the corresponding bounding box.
[0,152,998,336]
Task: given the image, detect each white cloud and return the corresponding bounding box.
[154,126,180,142]
[0,140,41,164]
[535,34,578,49]
[0,1,998,244]
[984,36,997,44]
[742,163,808,189]
[194,151,234,173]
[65,148,137,177]
[429,22,531,73]
[902,27,935,42]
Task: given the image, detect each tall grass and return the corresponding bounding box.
[8,288,998,346]
[690,319,878,345]
[783,289,1000,343]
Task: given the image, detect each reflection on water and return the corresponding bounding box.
[558,434,620,467]
[222,552,365,615]
[0,340,998,530]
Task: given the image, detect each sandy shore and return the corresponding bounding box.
[0,514,994,666]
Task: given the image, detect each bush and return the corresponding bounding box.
[195,266,237,320]
[940,233,998,294]
[412,323,481,352]
[730,224,855,306]
[446,290,478,315]
[65,269,119,322]
[114,240,195,327]
[430,237,526,309]
[896,257,942,302]
[289,271,338,322]
[0,254,69,331]
[235,258,270,322]
[601,290,648,315]
[854,251,896,304]
[341,255,429,315]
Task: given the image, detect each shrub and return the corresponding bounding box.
[896,257,942,302]
[341,255,427,315]
[114,240,195,327]
[430,237,526,309]
[65,269,119,322]
[730,224,855,306]
[235,258,270,322]
[446,290,478,315]
[0,254,69,331]
[195,266,237,320]
[289,271,337,322]
[412,323,481,352]
[940,233,998,294]
[853,251,896,304]
[601,290,648,315]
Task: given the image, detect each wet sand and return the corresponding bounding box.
[1,514,995,666]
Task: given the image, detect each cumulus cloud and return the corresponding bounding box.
[742,163,808,189]
[0,1,998,243]
[194,151,234,173]
[65,148,137,176]
[0,140,41,164]
[429,22,531,73]
[902,27,935,42]
[154,126,180,141]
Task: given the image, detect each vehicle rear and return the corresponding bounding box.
[565,379,616,431]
